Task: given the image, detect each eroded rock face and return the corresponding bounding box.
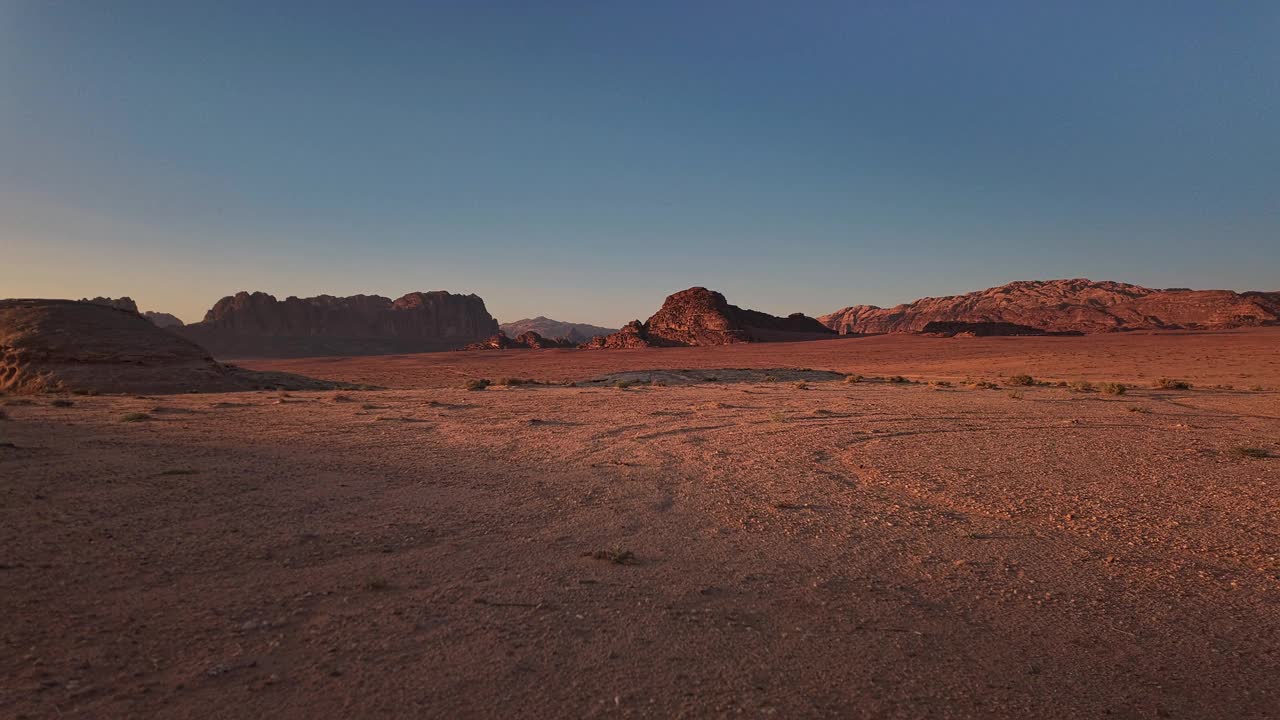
[499,317,617,344]
[820,280,1280,335]
[0,300,346,394]
[177,291,499,358]
[586,288,836,348]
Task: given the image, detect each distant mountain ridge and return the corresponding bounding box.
[820,279,1280,335]
[498,316,617,343]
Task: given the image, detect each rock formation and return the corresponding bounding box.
[498,317,617,344]
[820,279,1280,335]
[0,300,349,394]
[177,291,499,358]
[80,296,139,313]
[585,287,837,348]
[143,311,185,328]
[462,331,575,351]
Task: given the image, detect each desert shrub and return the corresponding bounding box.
[1068,380,1094,393]
[930,380,953,388]
[843,374,862,384]
[613,378,644,389]
[1007,375,1035,387]
[793,382,810,390]
[970,380,999,390]
[1250,385,1265,392]
[1154,378,1191,390]
[1233,447,1271,459]
[464,378,491,391]
[763,375,777,382]
[120,412,151,422]
[888,375,910,384]
[496,377,538,386]
[1007,390,1024,400]
[1099,382,1127,396]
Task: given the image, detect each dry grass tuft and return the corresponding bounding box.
[587,548,637,565]
[1100,382,1127,396]
[1007,375,1036,387]
[1068,380,1094,393]
[1154,378,1192,390]
[464,378,491,391]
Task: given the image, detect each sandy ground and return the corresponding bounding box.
[3,333,1280,718]
[237,327,1280,390]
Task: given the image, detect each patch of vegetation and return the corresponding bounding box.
[1233,447,1271,459]
[496,377,539,386]
[50,399,75,407]
[120,412,151,422]
[464,378,491,391]
[930,380,953,388]
[587,547,636,565]
[1068,380,1094,393]
[969,380,999,390]
[793,382,810,390]
[887,375,910,384]
[1007,390,1024,400]
[1006,375,1036,387]
[1099,382,1127,396]
[1250,385,1265,392]
[763,375,777,382]
[842,374,863,384]
[365,577,391,591]
[1154,378,1191,390]
[613,378,645,389]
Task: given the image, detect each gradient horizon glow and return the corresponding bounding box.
[2,2,1277,326]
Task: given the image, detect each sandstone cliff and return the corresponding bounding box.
[586,288,836,348]
[177,291,499,358]
[820,279,1280,335]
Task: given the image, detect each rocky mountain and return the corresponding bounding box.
[143,311,185,328]
[820,279,1280,335]
[0,300,346,394]
[585,287,837,348]
[498,317,617,343]
[176,291,499,358]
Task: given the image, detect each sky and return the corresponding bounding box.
[1,1,1277,326]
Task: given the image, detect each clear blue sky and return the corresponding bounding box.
[2,1,1277,326]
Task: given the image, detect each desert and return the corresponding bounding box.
[3,322,1279,718]
[6,5,1280,717]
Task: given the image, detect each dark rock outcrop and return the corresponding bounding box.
[0,300,349,394]
[820,279,1280,335]
[177,291,499,358]
[499,317,617,344]
[585,288,836,348]
[463,331,575,351]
